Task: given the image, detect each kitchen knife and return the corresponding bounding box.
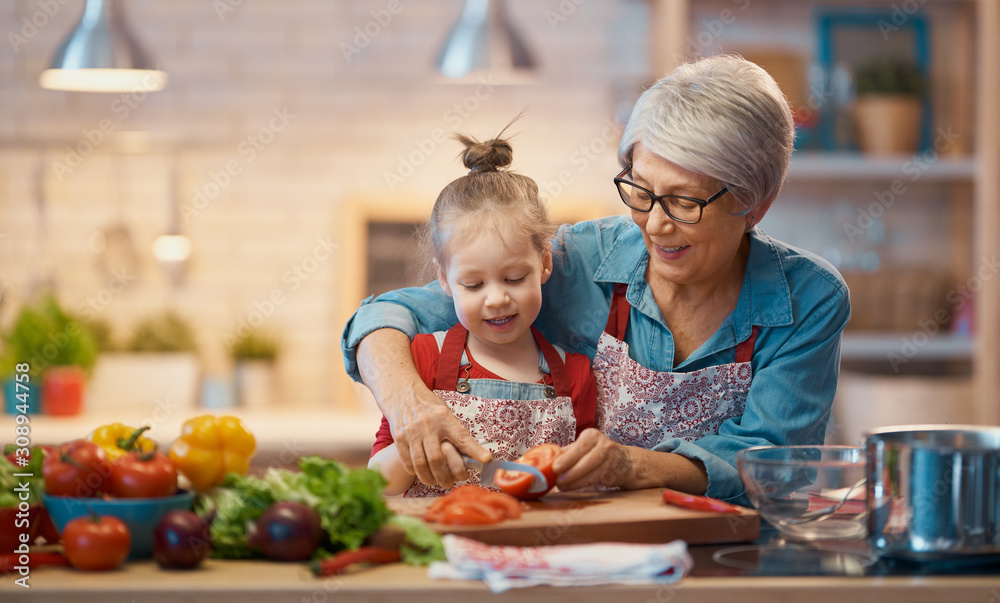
[463,455,549,494]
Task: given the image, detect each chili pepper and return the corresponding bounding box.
[311,547,402,577]
[168,415,256,491]
[90,423,156,461]
[662,488,747,514]
[0,552,70,574]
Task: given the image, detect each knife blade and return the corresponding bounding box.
[462,455,549,494]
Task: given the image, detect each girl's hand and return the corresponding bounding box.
[551,428,633,491]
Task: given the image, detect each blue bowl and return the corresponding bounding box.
[42,490,196,559]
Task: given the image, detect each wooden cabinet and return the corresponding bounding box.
[652,0,999,424]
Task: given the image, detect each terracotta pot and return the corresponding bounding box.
[854,95,922,156]
[41,365,86,416]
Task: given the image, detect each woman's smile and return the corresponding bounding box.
[654,244,690,260]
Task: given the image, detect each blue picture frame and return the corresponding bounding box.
[815,9,932,153]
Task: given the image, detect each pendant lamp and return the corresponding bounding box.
[39,0,167,93]
[436,0,535,81]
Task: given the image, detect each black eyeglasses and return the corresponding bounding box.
[614,165,729,224]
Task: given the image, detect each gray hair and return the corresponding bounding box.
[618,54,794,214]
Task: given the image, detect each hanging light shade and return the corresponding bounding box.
[436,0,535,81]
[39,0,167,93]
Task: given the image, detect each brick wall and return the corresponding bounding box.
[0,0,643,408]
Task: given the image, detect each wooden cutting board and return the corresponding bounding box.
[385,488,759,547]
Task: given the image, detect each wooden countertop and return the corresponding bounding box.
[1,558,998,603]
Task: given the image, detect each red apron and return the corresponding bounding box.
[593,284,755,449]
[406,324,577,497]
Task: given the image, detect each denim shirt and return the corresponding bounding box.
[342,215,851,502]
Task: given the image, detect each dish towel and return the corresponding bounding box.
[428,535,694,593]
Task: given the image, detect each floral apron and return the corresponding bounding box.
[593,284,755,449]
[406,323,577,497]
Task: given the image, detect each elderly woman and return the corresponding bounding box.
[342,54,850,502]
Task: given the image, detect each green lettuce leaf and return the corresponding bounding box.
[195,456,396,560]
[387,515,446,565]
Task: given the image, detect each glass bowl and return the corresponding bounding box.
[736,445,867,541]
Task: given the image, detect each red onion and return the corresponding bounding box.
[153,510,213,569]
[246,502,323,561]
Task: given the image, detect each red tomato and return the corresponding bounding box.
[476,490,523,519]
[109,449,178,498]
[440,501,504,525]
[494,443,561,500]
[43,440,112,497]
[424,485,523,525]
[62,515,131,571]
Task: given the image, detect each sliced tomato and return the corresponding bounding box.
[440,500,504,525]
[494,442,561,500]
[424,485,523,525]
[477,490,523,519]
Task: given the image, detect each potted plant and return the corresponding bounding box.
[87,310,201,411]
[853,57,926,155]
[0,295,98,416]
[228,329,280,409]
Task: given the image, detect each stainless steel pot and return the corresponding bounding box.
[866,424,1000,560]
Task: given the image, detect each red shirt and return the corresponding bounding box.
[371,330,597,456]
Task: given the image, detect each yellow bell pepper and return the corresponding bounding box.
[90,423,156,461]
[168,415,256,491]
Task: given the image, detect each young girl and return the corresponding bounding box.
[368,130,597,497]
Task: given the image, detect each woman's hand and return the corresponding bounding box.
[553,428,710,493]
[358,328,491,488]
[551,428,633,491]
[383,391,484,488]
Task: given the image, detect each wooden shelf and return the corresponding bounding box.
[657,0,998,421]
[841,332,973,362]
[788,152,976,182]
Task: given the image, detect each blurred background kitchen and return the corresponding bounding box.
[1,0,997,467]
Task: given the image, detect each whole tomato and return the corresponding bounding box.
[109,448,178,498]
[494,443,562,500]
[43,440,112,497]
[62,514,131,571]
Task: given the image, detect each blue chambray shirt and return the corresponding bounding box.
[342,215,851,503]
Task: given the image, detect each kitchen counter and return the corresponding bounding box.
[2,557,998,603]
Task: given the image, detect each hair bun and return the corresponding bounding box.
[455,134,513,173]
